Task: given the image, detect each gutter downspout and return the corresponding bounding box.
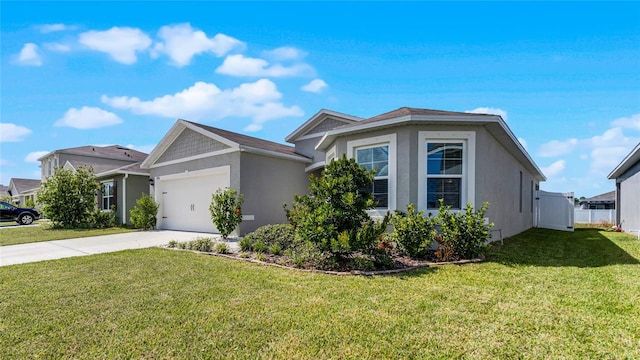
[122,173,128,225]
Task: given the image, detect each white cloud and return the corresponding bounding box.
[538,138,579,157]
[301,79,328,93]
[0,158,11,166]
[517,137,528,150]
[589,146,632,177]
[102,79,303,130]
[611,113,640,131]
[125,144,156,154]
[152,23,244,67]
[541,160,566,178]
[465,107,508,121]
[54,106,123,129]
[15,43,42,66]
[79,27,151,64]
[0,123,32,142]
[39,23,75,33]
[44,42,71,52]
[215,54,314,77]
[25,151,50,163]
[263,46,307,61]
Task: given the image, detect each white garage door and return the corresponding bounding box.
[156,166,230,233]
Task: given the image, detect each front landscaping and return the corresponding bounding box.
[0,223,136,246]
[1,228,638,359]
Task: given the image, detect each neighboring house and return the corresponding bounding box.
[0,185,9,199]
[7,178,41,206]
[38,145,151,225]
[578,191,616,210]
[143,107,546,237]
[608,143,640,231]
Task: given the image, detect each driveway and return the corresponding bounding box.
[0,230,238,267]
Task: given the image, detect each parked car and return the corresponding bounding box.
[0,201,41,225]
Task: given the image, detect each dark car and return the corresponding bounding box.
[0,201,41,225]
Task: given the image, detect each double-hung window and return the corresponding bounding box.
[356,145,389,208]
[101,181,114,210]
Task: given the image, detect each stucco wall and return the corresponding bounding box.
[123,175,151,224]
[239,152,309,234]
[149,152,242,190]
[618,161,640,231]
[293,136,326,164]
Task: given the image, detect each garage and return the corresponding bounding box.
[155,166,230,233]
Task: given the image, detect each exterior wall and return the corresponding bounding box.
[294,136,326,165]
[149,151,241,191]
[157,129,230,163]
[239,152,310,234]
[617,161,640,231]
[122,175,150,225]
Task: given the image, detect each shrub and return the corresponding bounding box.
[130,193,159,230]
[24,198,36,209]
[348,256,375,271]
[269,243,282,256]
[187,237,214,252]
[252,240,267,254]
[391,204,438,258]
[285,240,323,268]
[214,242,229,254]
[91,206,117,229]
[438,200,493,260]
[255,253,266,262]
[239,237,253,252]
[37,167,99,228]
[209,188,243,239]
[167,240,178,248]
[242,224,295,251]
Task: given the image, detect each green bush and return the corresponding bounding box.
[252,240,267,254]
[391,203,438,258]
[438,200,493,260]
[239,237,253,252]
[242,224,295,251]
[91,206,117,229]
[167,240,178,248]
[214,242,229,254]
[187,237,214,252]
[130,193,159,230]
[285,240,323,268]
[209,188,243,239]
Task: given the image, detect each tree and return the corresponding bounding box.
[130,193,159,230]
[209,188,243,239]
[37,167,99,228]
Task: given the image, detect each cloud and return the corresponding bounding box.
[15,43,42,66]
[465,107,508,121]
[102,79,303,131]
[125,144,156,154]
[541,160,566,178]
[538,138,579,157]
[25,151,50,163]
[215,54,314,77]
[589,146,631,176]
[44,42,71,52]
[517,137,528,150]
[301,79,328,93]
[611,113,640,131]
[0,123,32,142]
[54,106,123,129]
[79,27,152,64]
[39,23,75,33]
[263,46,307,61]
[152,23,244,67]
[0,159,10,166]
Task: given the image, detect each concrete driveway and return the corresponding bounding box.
[0,230,234,267]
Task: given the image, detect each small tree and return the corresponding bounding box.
[37,167,99,228]
[130,193,159,230]
[209,188,243,239]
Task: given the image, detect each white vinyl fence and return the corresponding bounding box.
[574,209,616,224]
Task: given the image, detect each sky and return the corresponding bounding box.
[1,1,639,198]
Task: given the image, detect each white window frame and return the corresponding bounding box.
[325,145,337,164]
[347,134,397,217]
[100,180,115,211]
[418,131,475,215]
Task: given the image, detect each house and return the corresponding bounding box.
[144,107,546,237]
[0,184,9,199]
[578,191,615,210]
[7,178,41,206]
[38,145,151,225]
[608,143,640,232]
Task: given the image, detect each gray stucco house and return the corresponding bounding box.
[38,145,150,225]
[7,178,41,206]
[144,107,546,237]
[608,143,640,232]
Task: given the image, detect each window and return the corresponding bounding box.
[101,181,115,210]
[356,145,389,208]
[419,131,475,212]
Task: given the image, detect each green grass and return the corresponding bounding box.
[1,228,638,359]
[0,223,136,246]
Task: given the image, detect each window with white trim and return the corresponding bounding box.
[356,145,389,208]
[101,181,114,210]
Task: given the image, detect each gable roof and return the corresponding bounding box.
[141,119,310,168]
[285,109,362,143]
[315,107,546,182]
[9,178,41,194]
[579,191,615,204]
[608,142,640,179]
[64,160,149,177]
[37,145,148,162]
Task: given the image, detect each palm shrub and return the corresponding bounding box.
[130,193,159,230]
[391,203,438,258]
[209,188,243,239]
[437,200,493,260]
[37,167,99,228]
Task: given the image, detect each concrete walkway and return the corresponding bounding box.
[0,230,238,267]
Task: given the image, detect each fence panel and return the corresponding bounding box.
[574,209,616,224]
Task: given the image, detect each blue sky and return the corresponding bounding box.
[1,1,639,198]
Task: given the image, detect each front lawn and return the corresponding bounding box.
[0,223,136,246]
[1,228,638,359]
